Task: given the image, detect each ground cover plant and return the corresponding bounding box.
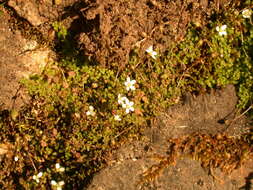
[0,0,253,189]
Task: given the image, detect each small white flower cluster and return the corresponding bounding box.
[32,172,43,183]
[114,77,136,120]
[124,77,136,91]
[216,25,227,36]
[32,163,65,188]
[118,94,135,114]
[51,163,65,189]
[114,114,121,121]
[215,8,252,37]
[145,45,158,59]
[86,105,96,117]
[51,180,65,190]
[85,77,136,120]
[242,9,252,18]
[55,163,65,172]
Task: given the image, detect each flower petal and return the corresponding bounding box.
[114,115,121,121]
[59,181,65,186]
[55,163,60,169]
[37,172,43,178]
[51,180,57,185]
[146,46,153,53]
[128,101,134,106]
[221,25,227,30]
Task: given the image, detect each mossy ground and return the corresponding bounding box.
[0,1,253,189]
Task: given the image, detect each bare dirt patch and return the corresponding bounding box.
[77,0,238,68]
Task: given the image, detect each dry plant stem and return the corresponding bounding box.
[240,30,249,58]
[114,126,134,139]
[28,152,37,172]
[57,66,68,83]
[234,105,253,120]
[216,0,220,11]
[175,2,186,36]
[226,105,252,129]
[210,167,224,184]
[11,85,22,110]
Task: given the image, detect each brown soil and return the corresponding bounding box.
[77,0,239,69]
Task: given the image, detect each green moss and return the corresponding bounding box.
[52,22,68,41]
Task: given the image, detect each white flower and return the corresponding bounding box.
[32,172,43,183]
[51,180,57,186]
[124,77,136,91]
[86,106,95,116]
[216,25,227,36]
[51,180,65,190]
[145,45,158,59]
[55,163,65,172]
[114,115,121,121]
[118,94,128,105]
[242,9,252,18]
[37,172,43,178]
[14,156,19,161]
[122,99,134,114]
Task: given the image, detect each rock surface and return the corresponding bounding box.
[87,86,252,190]
[8,0,46,26]
[0,7,54,110]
